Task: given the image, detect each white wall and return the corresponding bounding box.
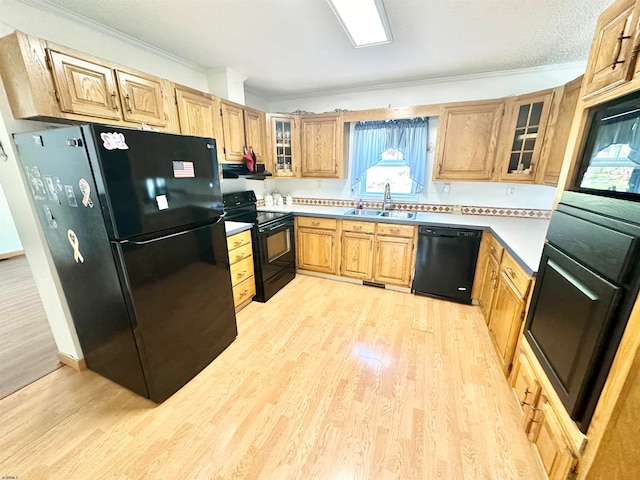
[0,181,22,254]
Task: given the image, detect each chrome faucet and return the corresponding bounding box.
[383,182,392,211]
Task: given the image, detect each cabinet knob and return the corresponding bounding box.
[506,266,516,278]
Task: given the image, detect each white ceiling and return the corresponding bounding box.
[30,0,611,99]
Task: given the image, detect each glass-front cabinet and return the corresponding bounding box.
[499,90,554,183]
[268,114,299,177]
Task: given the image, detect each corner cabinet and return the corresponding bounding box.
[497,89,554,183]
[300,113,345,178]
[434,100,504,181]
[583,0,640,98]
[295,217,340,275]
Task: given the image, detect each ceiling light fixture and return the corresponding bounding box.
[327,0,393,48]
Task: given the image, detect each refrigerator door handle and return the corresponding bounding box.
[124,216,225,245]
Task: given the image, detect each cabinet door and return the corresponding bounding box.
[340,231,374,280]
[540,77,582,186]
[499,90,554,183]
[269,114,298,177]
[529,397,577,480]
[434,101,503,181]
[373,236,414,287]
[244,107,265,163]
[296,227,338,274]
[47,49,121,120]
[510,351,542,433]
[300,114,343,178]
[489,271,525,374]
[583,0,637,97]
[175,88,216,138]
[478,254,500,323]
[115,70,166,126]
[221,101,246,162]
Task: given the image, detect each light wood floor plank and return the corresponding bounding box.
[0,275,544,479]
[0,256,61,400]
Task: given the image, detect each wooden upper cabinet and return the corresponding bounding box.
[114,70,165,126]
[220,101,246,162]
[175,88,217,138]
[243,107,266,163]
[583,0,639,98]
[497,89,554,183]
[47,49,122,120]
[434,101,504,181]
[300,113,344,178]
[539,77,583,186]
[268,114,299,177]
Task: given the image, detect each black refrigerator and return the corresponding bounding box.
[14,124,238,402]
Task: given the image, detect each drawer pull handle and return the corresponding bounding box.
[506,266,516,278]
[240,289,248,296]
[235,255,244,261]
[233,240,241,246]
[520,387,532,407]
[124,94,133,113]
[391,229,399,234]
[237,270,246,278]
[311,221,320,226]
[354,225,362,230]
[611,30,632,70]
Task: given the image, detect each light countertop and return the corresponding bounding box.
[258,205,549,275]
[224,221,252,236]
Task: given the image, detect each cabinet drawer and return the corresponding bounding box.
[376,223,415,238]
[341,219,376,233]
[230,256,255,286]
[229,242,253,265]
[297,216,337,230]
[227,229,251,251]
[501,252,531,298]
[232,276,255,307]
[488,234,504,262]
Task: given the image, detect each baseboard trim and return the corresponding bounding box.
[0,250,25,260]
[57,352,87,371]
[296,270,411,293]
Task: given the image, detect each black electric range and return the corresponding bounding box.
[223,191,295,302]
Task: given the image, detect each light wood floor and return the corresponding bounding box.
[0,275,545,479]
[0,255,60,400]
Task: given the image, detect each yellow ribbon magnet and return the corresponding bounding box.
[67,229,84,263]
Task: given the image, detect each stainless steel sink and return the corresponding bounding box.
[344,208,383,216]
[379,211,417,219]
[344,208,416,219]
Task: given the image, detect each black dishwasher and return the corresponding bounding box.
[412,226,482,304]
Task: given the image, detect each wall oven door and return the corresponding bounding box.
[525,244,621,424]
[258,219,295,282]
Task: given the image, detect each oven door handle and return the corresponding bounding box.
[261,221,293,233]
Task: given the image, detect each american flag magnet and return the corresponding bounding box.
[173,161,195,178]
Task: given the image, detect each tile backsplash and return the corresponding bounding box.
[258,196,551,219]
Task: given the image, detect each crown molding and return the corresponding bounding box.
[16,0,205,71]
[261,61,587,103]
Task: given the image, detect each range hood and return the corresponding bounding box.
[221,163,272,180]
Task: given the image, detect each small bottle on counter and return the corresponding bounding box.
[357,198,363,209]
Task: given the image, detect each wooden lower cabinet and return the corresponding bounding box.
[478,253,500,322]
[373,235,414,286]
[227,229,255,309]
[340,231,375,279]
[486,250,531,375]
[489,271,526,374]
[510,349,578,480]
[295,217,339,275]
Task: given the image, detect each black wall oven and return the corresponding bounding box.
[525,192,640,432]
[223,191,296,302]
